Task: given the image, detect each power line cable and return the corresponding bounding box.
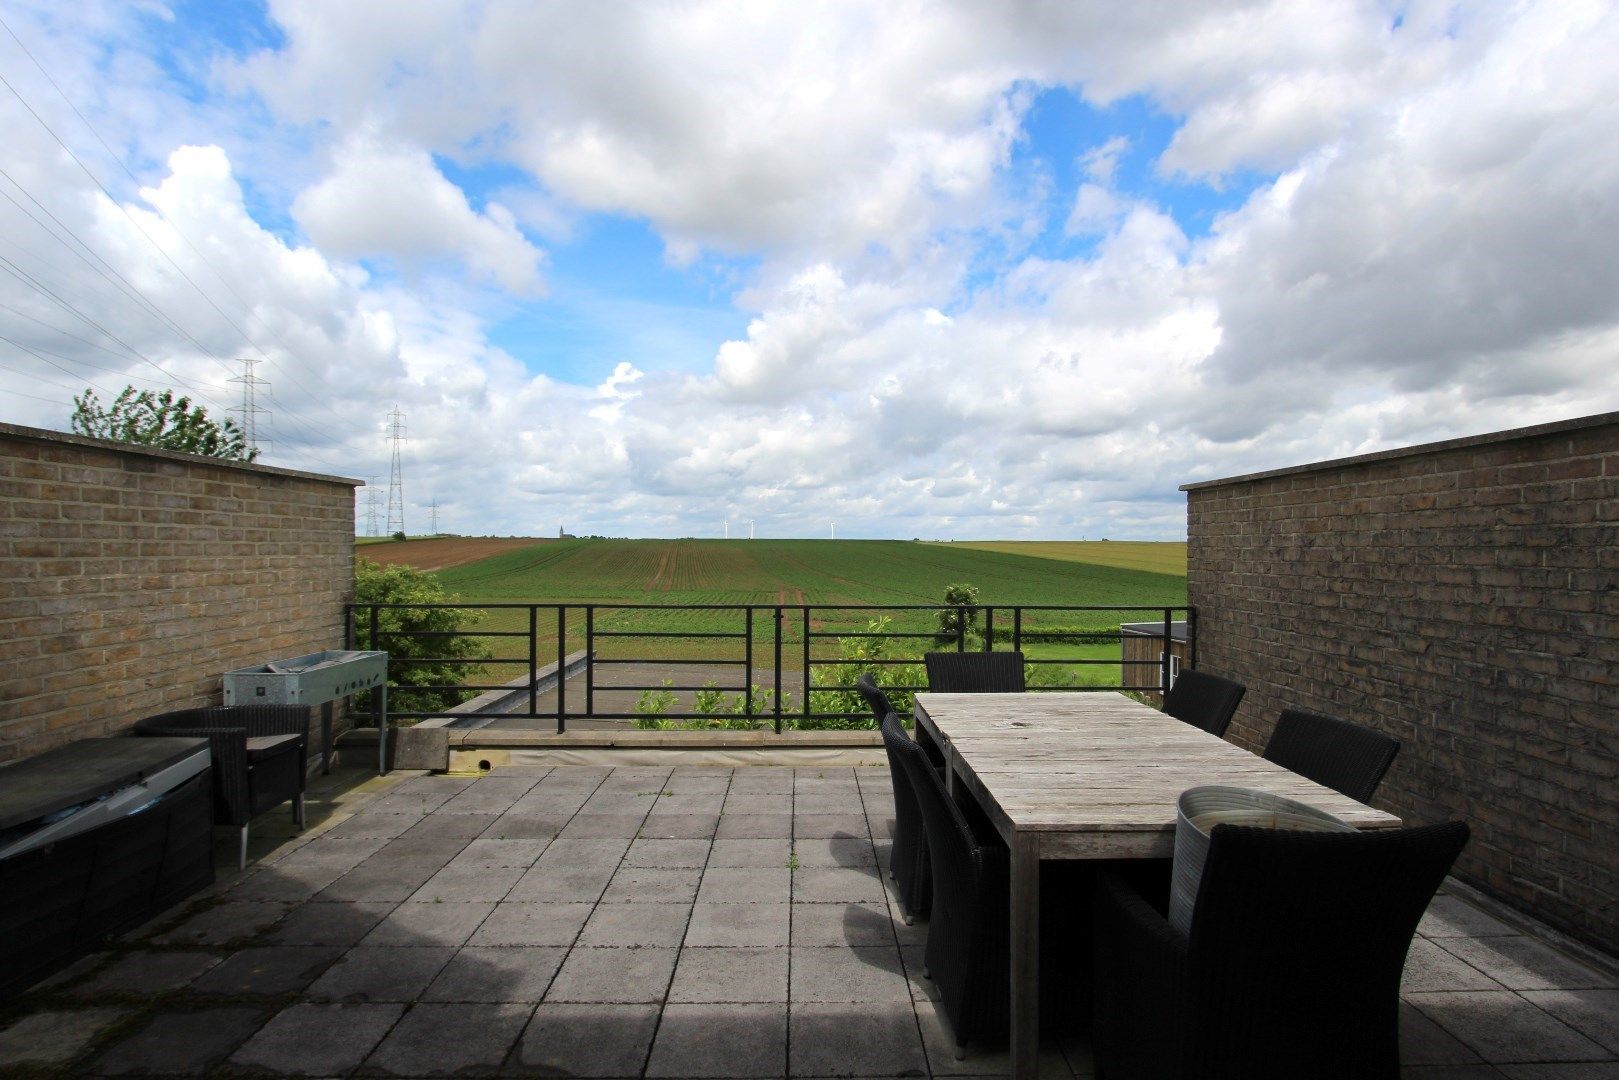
[0,18,358,432]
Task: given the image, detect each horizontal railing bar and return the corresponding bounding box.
[592,630,747,639]
[592,658,749,666]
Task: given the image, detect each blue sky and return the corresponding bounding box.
[2,1,1616,538]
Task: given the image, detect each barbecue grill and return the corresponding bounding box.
[223,650,390,774]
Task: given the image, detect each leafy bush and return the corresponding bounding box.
[633,680,789,730]
[72,386,258,461]
[804,615,924,730]
[935,582,980,646]
[352,558,492,715]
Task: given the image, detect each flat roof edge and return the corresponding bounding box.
[0,421,362,486]
[1179,410,1619,492]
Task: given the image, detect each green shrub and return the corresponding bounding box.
[352,558,492,716]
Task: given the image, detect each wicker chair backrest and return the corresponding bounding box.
[923,651,1026,693]
[1263,708,1401,804]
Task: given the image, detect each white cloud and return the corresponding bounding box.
[292,134,545,294]
[3,0,1618,543]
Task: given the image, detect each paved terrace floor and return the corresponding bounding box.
[2,763,1616,1078]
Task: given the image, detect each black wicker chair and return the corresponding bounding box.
[1092,820,1468,1080]
[133,705,311,869]
[885,711,1010,1054]
[924,651,1026,693]
[874,705,932,922]
[1162,669,1246,737]
[1263,709,1401,803]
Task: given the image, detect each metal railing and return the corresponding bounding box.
[344,602,1195,734]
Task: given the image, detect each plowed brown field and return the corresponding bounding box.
[356,537,549,572]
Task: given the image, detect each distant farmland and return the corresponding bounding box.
[942,540,1186,576]
[355,538,1188,679]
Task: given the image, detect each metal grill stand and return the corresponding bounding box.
[223,650,390,774]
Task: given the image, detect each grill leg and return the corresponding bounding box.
[294,793,306,830]
[238,824,249,871]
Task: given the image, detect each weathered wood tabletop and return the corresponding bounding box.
[910,691,1402,1079]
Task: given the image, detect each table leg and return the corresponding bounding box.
[1010,831,1041,1079]
[320,702,333,775]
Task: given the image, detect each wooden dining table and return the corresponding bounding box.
[910,691,1403,1080]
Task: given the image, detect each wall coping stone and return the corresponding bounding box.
[0,421,362,487]
[1180,409,1619,492]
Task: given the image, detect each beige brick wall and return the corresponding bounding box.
[1184,411,1619,954]
[0,422,359,763]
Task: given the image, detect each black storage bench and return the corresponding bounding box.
[0,737,215,999]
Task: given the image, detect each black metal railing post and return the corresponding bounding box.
[957,605,967,651]
[1188,605,1198,671]
[556,605,567,734]
[984,607,994,651]
[744,607,754,723]
[773,606,784,735]
[528,605,539,717]
[1013,607,1022,655]
[801,606,811,725]
[586,606,595,717]
[1161,606,1173,697]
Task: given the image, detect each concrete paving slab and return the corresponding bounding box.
[318,860,444,902]
[546,947,678,1003]
[449,838,551,869]
[792,902,902,947]
[362,900,496,947]
[723,794,792,816]
[794,838,879,867]
[469,902,595,946]
[716,814,794,839]
[90,1006,267,1076]
[669,946,789,1003]
[320,812,418,841]
[578,902,694,947]
[361,1001,531,1076]
[149,899,293,946]
[727,770,795,795]
[655,793,726,815]
[480,813,570,840]
[1436,936,1619,992]
[229,1001,403,1076]
[306,946,456,1003]
[699,866,792,904]
[626,838,713,868]
[648,1002,787,1077]
[793,815,872,840]
[1408,990,1610,1063]
[1420,893,1522,938]
[267,900,399,947]
[789,1001,929,1077]
[409,863,527,903]
[686,902,793,948]
[64,950,222,997]
[401,812,501,842]
[558,812,649,839]
[711,838,793,868]
[0,1006,133,1068]
[640,813,721,838]
[1399,1001,1485,1065]
[422,946,567,1003]
[506,863,616,903]
[602,866,704,904]
[190,945,345,996]
[225,863,349,902]
[1402,938,1506,993]
[1520,989,1619,1056]
[663,770,732,794]
[513,1002,660,1077]
[793,867,888,904]
[790,945,911,1003]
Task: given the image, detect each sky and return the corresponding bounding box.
[2,1,1617,541]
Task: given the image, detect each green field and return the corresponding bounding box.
[942,540,1186,576]
[369,539,1186,689]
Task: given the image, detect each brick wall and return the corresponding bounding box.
[1184,411,1619,954]
[0,423,359,763]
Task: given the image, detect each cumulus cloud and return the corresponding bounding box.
[3,0,1618,542]
[293,134,545,294]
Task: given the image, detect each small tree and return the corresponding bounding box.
[71,387,258,461]
[936,582,981,645]
[352,559,491,715]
